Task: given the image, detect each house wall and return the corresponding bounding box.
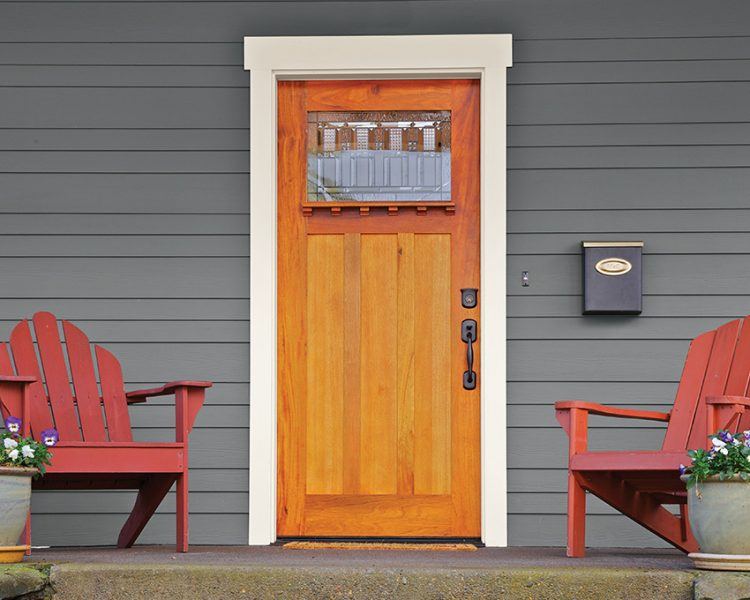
[1,0,749,547]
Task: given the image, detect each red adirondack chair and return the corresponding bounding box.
[0,312,211,552]
[556,316,750,557]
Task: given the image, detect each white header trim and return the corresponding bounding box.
[244,34,512,547]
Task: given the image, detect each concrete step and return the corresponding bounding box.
[48,563,696,600]
[3,546,750,599]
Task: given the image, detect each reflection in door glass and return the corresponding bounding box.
[307,111,451,202]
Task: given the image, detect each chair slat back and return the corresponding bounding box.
[32,312,82,441]
[662,317,749,451]
[1,312,133,443]
[95,345,133,441]
[9,320,55,438]
[64,320,107,441]
[686,319,741,448]
[728,316,750,431]
[661,329,716,451]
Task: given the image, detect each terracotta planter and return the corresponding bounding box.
[0,466,36,563]
[682,474,750,570]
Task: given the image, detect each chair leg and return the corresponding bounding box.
[176,471,188,553]
[118,476,175,549]
[22,513,31,555]
[567,472,586,557]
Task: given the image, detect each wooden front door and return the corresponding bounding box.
[277,79,480,538]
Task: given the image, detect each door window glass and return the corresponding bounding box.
[307,110,451,202]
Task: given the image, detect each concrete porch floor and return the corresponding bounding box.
[4,545,745,599]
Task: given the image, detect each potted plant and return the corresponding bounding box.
[681,429,750,570]
[0,416,56,563]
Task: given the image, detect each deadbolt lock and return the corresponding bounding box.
[461,288,478,309]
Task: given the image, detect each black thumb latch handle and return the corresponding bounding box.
[461,319,477,390]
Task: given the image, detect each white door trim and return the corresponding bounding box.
[244,34,513,546]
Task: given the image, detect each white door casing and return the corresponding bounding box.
[244,34,513,546]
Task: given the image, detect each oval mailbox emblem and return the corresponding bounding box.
[595,257,632,276]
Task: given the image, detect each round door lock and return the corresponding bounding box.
[461,288,478,309]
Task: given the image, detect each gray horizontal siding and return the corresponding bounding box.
[30,514,249,546]
[0,215,248,234]
[508,515,671,548]
[508,317,741,340]
[509,171,750,209]
[510,123,750,147]
[31,491,248,514]
[0,258,249,297]
[502,7,750,549]
[510,233,750,255]
[0,236,248,257]
[1,1,749,40]
[0,151,249,173]
[510,296,750,318]
[509,255,750,295]
[0,320,248,341]
[0,300,248,320]
[0,4,252,546]
[508,340,688,381]
[509,382,678,405]
[510,210,750,232]
[0,175,248,213]
[2,0,749,549]
[0,130,249,151]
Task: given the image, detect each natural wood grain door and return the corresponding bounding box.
[277,79,480,537]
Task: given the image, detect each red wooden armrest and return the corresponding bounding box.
[126,381,212,403]
[555,401,671,422]
[126,381,211,441]
[0,376,36,436]
[556,401,670,459]
[706,395,750,432]
[0,375,36,384]
[706,395,750,406]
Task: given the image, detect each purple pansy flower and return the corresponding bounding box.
[4,416,21,434]
[40,428,59,447]
[679,464,687,475]
[719,430,734,444]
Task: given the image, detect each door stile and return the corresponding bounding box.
[277,80,308,535]
[449,80,481,533]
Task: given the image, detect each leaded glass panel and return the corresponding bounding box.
[307,110,451,202]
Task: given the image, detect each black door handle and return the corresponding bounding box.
[461,319,477,390]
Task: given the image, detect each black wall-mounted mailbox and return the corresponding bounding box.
[582,241,643,315]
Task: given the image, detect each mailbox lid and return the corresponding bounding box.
[582,241,643,315]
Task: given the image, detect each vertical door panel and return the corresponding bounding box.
[413,234,451,495]
[305,234,345,495]
[359,234,399,495]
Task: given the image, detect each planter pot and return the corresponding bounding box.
[682,474,750,571]
[0,466,36,563]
